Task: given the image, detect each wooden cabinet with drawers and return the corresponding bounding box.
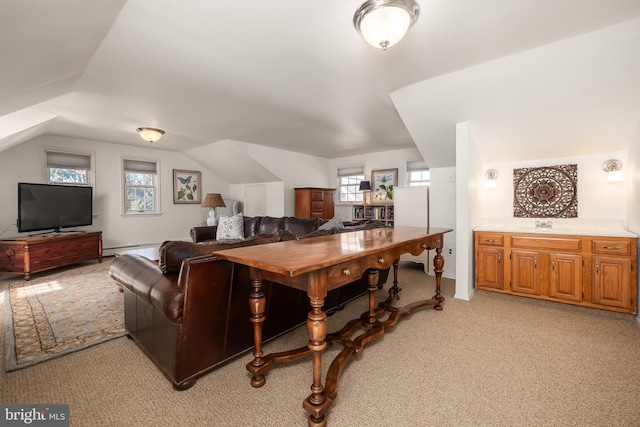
[475,231,637,314]
[294,187,335,219]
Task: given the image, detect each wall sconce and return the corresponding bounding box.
[136,127,165,143]
[359,180,372,205]
[602,159,623,183]
[485,169,499,189]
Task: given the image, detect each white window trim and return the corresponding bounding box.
[121,156,162,216]
[44,147,95,187]
[406,159,430,187]
[337,165,366,204]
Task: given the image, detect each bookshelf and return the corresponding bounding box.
[352,203,394,226]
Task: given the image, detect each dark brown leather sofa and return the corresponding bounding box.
[109,216,389,390]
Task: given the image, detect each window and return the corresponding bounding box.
[46,150,92,185]
[123,158,159,214]
[337,166,365,203]
[407,160,429,187]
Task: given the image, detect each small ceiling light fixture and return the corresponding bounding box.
[602,159,623,183]
[136,127,165,143]
[353,0,420,50]
[485,169,499,189]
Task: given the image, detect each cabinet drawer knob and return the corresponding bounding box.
[342,269,351,276]
[5,249,15,257]
[421,244,427,249]
[486,239,497,243]
[378,258,385,264]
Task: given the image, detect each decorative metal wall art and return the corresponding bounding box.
[513,164,578,218]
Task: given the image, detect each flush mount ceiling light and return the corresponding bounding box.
[601,159,623,183]
[353,0,420,50]
[136,127,165,143]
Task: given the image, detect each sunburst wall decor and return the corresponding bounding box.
[513,164,578,218]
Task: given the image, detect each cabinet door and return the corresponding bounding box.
[511,250,540,295]
[549,253,582,302]
[476,247,504,290]
[323,191,334,218]
[592,255,631,309]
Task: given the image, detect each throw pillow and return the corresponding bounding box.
[318,214,344,231]
[216,214,245,240]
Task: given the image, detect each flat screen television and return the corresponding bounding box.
[18,182,93,233]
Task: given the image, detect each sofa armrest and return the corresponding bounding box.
[191,226,218,243]
[109,254,184,322]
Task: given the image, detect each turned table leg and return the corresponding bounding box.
[433,247,445,310]
[303,295,329,427]
[248,272,266,387]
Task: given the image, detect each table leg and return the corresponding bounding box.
[248,272,266,387]
[303,295,329,426]
[433,247,445,310]
[389,259,401,300]
[366,269,380,325]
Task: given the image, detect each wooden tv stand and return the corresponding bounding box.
[0,231,102,280]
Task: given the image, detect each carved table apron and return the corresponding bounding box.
[214,226,452,426]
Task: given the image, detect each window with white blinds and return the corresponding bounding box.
[123,158,159,214]
[406,160,429,187]
[337,165,365,202]
[46,149,92,185]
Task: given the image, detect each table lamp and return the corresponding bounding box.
[201,193,226,226]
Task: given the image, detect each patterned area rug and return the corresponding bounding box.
[3,259,124,372]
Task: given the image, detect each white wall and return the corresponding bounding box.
[481,150,628,225]
[625,124,640,321]
[0,135,230,251]
[454,122,483,300]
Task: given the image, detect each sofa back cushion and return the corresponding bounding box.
[283,217,322,237]
[256,216,286,235]
[243,216,260,237]
[159,235,278,274]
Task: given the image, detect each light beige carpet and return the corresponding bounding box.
[3,259,124,371]
[2,261,640,426]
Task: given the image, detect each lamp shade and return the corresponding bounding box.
[136,127,165,143]
[201,193,226,208]
[354,0,420,50]
[359,181,372,191]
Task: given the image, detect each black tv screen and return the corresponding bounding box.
[18,183,93,233]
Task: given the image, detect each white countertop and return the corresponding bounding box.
[474,219,637,238]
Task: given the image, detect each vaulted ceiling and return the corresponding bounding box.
[2,0,640,166]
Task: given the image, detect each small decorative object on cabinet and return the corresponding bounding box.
[352,203,394,226]
[294,188,335,219]
[474,230,637,314]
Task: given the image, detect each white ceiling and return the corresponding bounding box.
[2,0,640,163]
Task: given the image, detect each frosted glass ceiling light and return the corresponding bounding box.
[137,127,165,143]
[354,0,420,50]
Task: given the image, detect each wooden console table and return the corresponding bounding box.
[214,226,452,426]
[0,231,102,280]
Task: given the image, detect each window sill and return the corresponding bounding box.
[121,212,163,217]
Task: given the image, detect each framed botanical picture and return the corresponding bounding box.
[173,169,202,204]
[371,168,397,201]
